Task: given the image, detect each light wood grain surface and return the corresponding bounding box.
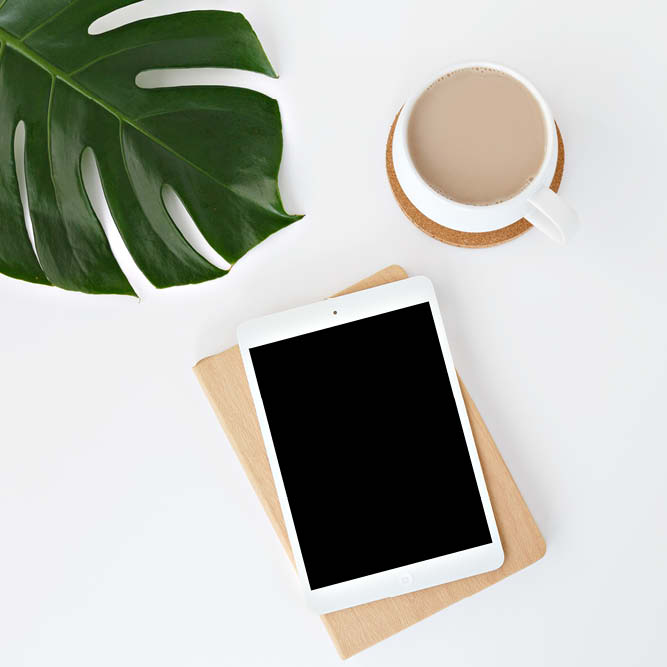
[193,265,546,659]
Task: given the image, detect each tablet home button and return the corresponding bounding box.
[398,572,413,587]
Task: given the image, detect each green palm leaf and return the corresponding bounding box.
[0,0,302,295]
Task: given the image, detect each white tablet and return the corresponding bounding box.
[237,276,503,614]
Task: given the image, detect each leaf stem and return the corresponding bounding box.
[0,25,127,122]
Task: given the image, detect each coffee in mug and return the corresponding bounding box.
[391,62,579,244]
[407,67,546,206]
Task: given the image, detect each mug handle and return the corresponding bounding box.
[524,188,579,244]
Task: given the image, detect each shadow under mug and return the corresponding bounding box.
[392,62,579,244]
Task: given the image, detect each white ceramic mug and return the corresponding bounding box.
[392,62,579,244]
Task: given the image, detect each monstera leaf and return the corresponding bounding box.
[0,0,301,295]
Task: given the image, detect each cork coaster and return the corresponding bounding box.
[386,112,565,248]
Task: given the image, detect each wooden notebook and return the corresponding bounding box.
[193,265,546,659]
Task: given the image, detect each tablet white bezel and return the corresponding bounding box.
[237,276,504,614]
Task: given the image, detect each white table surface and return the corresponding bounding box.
[2,1,666,665]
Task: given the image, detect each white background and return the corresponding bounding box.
[1,0,666,665]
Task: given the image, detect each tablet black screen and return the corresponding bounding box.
[249,301,491,590]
